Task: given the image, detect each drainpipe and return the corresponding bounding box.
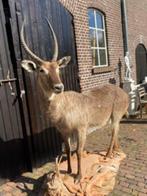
[121,0,129,54]
[121,0,137,115]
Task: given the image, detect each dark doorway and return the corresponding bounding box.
[136,44,147,84]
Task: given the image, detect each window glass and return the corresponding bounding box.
[96,12,103,29]
[88,9,108,67]
[97,31,105,47]
[99,49,106,65]
[92,49,99,66]
[88,9,95,28]
[89,29,97,47]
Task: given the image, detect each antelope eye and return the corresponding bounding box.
[39,67,49,74]
[39,68,45,73]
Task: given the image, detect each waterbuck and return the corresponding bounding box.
[20,19,129,182]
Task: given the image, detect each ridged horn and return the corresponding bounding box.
[20,20,45,64]
[46,18,59,61]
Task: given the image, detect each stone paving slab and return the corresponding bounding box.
[0,123,147,195]
[0,162,55,196]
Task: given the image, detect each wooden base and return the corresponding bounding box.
[42,151,126,196]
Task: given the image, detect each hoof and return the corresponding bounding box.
[105,152,112,159]
[67,168,72,174]
[113,148,122,153]
[113,149,123,157]
[74,174,82,184]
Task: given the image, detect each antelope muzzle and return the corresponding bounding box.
[53,83,64,94]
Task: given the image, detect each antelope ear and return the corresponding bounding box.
[58,56,71,68]
[21,60,37,72]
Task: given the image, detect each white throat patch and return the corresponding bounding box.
[48,93,56,101]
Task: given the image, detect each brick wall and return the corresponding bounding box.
[59,0,125,91]
[126,0,147,82]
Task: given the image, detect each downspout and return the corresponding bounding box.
[121,0,137,115]
[121,0,129,54]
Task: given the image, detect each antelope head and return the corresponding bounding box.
[20,19,71,99]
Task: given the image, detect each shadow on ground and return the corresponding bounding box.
[0,123,147,195]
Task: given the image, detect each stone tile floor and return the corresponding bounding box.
[86,123,147,196]
[0,122,147,195]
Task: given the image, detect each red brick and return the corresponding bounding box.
[119,186,132,193]
[138,182,145,188]
[140,189,147,194]
[60,0,147,90]
[125,174,135,179]
[59,0,124,90]
[139,193,147,196]
[2,193,12,196]
[2,185,13,192]
[119,181,129,188]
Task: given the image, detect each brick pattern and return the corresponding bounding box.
[126,0,147,82]
[0,124,147,195]
[59,0,125,91]
[114,125,147,195]
[85,123,147,196]
[59,0,147,90]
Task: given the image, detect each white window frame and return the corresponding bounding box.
[88,9,108,67]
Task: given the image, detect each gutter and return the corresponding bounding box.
[121,0,129,54]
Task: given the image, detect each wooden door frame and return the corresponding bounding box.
[1,0,33,173]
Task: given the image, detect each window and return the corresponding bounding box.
[88,9,108,67]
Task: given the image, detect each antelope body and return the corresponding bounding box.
[20,19,129,182]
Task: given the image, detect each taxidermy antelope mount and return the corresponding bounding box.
[20,18,129,182]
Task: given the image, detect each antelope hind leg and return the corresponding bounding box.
[75,129,86,183]
[106,121,119,158]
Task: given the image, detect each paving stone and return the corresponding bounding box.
[137,182,145,188]
[138,193,147,196]
[2,185,13,192]
[131,189,139,196]
[4,193,12,196]
[119,181,129,188]
[5,182,16,188]
[0,123,147,195]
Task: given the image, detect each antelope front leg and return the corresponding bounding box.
[75,129,86,183]
[113,137,120,151]
[64,137,72,173]
[106,122,119,158]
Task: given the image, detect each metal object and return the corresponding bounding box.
[0,78,17,85]
[121,0,129,53]
[0,70,17,96]
[20,89,25,99]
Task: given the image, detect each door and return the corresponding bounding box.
[8,0,80,167]
[136,44,147,83]
[0,0,31,184]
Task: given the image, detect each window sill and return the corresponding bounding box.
[92,66,114,74]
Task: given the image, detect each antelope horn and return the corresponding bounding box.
[46,18,59,61]
[20,20,45,64]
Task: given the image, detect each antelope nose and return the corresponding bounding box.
[54,83,64,93]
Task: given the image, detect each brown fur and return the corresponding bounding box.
[21,59,129,181]
[21,57,129,181]
[21,35,129,181]
[46,84,129,181]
